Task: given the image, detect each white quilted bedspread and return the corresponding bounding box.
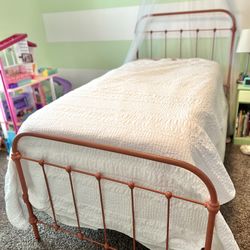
[5,59,239,249]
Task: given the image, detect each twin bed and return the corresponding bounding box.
[5,9,239,250]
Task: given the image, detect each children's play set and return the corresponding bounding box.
[0,34,72,153]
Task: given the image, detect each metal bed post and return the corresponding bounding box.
[11,151,40,241]
[164,30,168,58]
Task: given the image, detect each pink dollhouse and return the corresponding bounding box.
[0,34,72,152]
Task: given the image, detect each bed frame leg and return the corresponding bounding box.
[30,216,40,241]
[11,151,40,241]
[22,189,41,241]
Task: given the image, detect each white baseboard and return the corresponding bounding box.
[58,68,108,88]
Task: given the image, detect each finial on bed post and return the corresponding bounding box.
[11,151,21,161]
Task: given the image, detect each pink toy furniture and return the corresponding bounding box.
[0,34,57,136]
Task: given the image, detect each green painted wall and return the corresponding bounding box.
[38,0,201,70]
[0,0,244,73]
[38,0,197,12]
[0,0,203,71]
[45,41,130,69]
[0,0,49,66]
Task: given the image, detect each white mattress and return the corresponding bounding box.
[5,59,239,249]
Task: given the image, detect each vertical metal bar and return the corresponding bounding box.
[150,31,153,59]
[165,192,172,250]
[180,29,183,58]
[95,173,109,249]
[39,160,58,228]
[204,201,220,250]
[66,166,83,240]
[226,25,236,92]
[195,29,199,58]
[211,28,216,60]
[11,152,40,241]
[166,200,170,250]
[165,30,168,58]
[129,183,136,250]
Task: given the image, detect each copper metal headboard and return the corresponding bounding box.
[136,9,237,89]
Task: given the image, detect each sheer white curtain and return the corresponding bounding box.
[125,0,156,63]
[125,0,239,134]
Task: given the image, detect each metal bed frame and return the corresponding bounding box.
[11,9,236,250]
[136,9,236,91]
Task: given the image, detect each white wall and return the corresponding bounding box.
[234,0,250,29]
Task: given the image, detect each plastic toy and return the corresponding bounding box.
[0,34,73,153]
[2,92,33,120]
[38,67,58,77]
[53,76,72,95]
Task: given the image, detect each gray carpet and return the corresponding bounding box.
[0,144,249,249]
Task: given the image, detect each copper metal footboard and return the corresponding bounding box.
[11,132,220,250]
